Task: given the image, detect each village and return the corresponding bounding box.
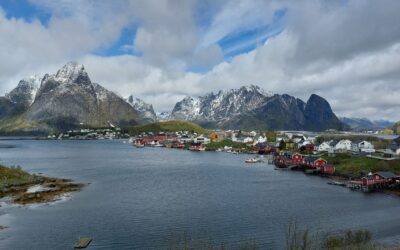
[131,129,400,195]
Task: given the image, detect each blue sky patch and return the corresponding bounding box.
[93,26,141,57]
[218,8,287,59]
[0,0,50,25]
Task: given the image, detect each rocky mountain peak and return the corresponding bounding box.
[54,61,91,86]
[6,75,40,106]
[125,95,157,122]
[304,94,343,131]
[171,85,270,122]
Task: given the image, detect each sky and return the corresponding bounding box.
[1,0,400,121]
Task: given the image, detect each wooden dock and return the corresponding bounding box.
[74,238,92,249]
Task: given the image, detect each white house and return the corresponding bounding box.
[335,139,352,151]
[231,133,238,142]
[249,131,257,137]
[256,136,267,144]
[194,135,210,144]
[178,135,193,143]
[243,137,254,144]
[318,141,333,152]
[351,140,375,153]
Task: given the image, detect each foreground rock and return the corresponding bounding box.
[0,165,84,205]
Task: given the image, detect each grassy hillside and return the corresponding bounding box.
[126,120,210,135]
[0,114,50,136]
[0,165,34,188]
[321,153,400,175]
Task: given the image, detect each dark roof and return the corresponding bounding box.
[393,136,400,144]
[303,156,319,162]
[330,140,339,146]
[363,175,374,180]
[389,144,400,151]
[375,171,397,179]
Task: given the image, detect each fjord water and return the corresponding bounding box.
[1,140,400,249]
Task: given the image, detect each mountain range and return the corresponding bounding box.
[171,85,345,131]
[339,117,393,131]
[0,62,355,133]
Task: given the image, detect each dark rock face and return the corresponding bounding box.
[171,87,345,131]
[25,62,140,130]
[0,97,26,119]
[304,94,344,131]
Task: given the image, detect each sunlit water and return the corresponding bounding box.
[0,140,400,249]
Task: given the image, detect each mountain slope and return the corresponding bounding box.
[125,96,157,123]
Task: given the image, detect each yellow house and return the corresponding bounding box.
[210,132,224,142]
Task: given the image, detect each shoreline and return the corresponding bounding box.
[0,166,84,206]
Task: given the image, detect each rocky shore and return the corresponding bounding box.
[0,165,84,205]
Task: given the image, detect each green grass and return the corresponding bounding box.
[321,153,400,175]
[0,165,34,188]
[205,140,250,151]
[126,120,210,135]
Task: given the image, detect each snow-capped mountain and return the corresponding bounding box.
[125,96,157,122]
[0,62,144,133]
[171,85,344,131]
[6,75,40,106]
[157,111,171,121]
[171,85,270,121]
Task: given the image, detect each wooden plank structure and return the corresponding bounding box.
[74,238,92,249]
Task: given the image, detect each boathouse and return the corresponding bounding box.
[302,156,327,168]
[291,153,303,164]
[349,171,397,192]
[317,164,335,174]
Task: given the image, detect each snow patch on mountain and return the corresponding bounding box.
[6,75,41,105]
[125,95,157,122]
[171,85,271,121]
[156,111,171,121]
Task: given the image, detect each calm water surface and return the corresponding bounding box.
[0,140,400,249]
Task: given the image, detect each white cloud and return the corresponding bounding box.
[1,0,400,121]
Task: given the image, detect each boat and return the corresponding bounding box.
[274,166,289,170]
[245,158,260,163]
[327,181,346,186]
[134,143,145,148]
[74,238,92,249]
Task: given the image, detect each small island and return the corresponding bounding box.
[0,164,84,205]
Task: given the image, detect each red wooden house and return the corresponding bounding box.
[291,153,303,164]
[302,156,327,168]
[361,171,397,186]
[318,164,335,174]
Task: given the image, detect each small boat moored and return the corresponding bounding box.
[245,158,262,163]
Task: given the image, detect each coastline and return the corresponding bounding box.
[0,165,84,205]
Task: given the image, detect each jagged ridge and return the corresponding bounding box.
[171,86,345,131]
